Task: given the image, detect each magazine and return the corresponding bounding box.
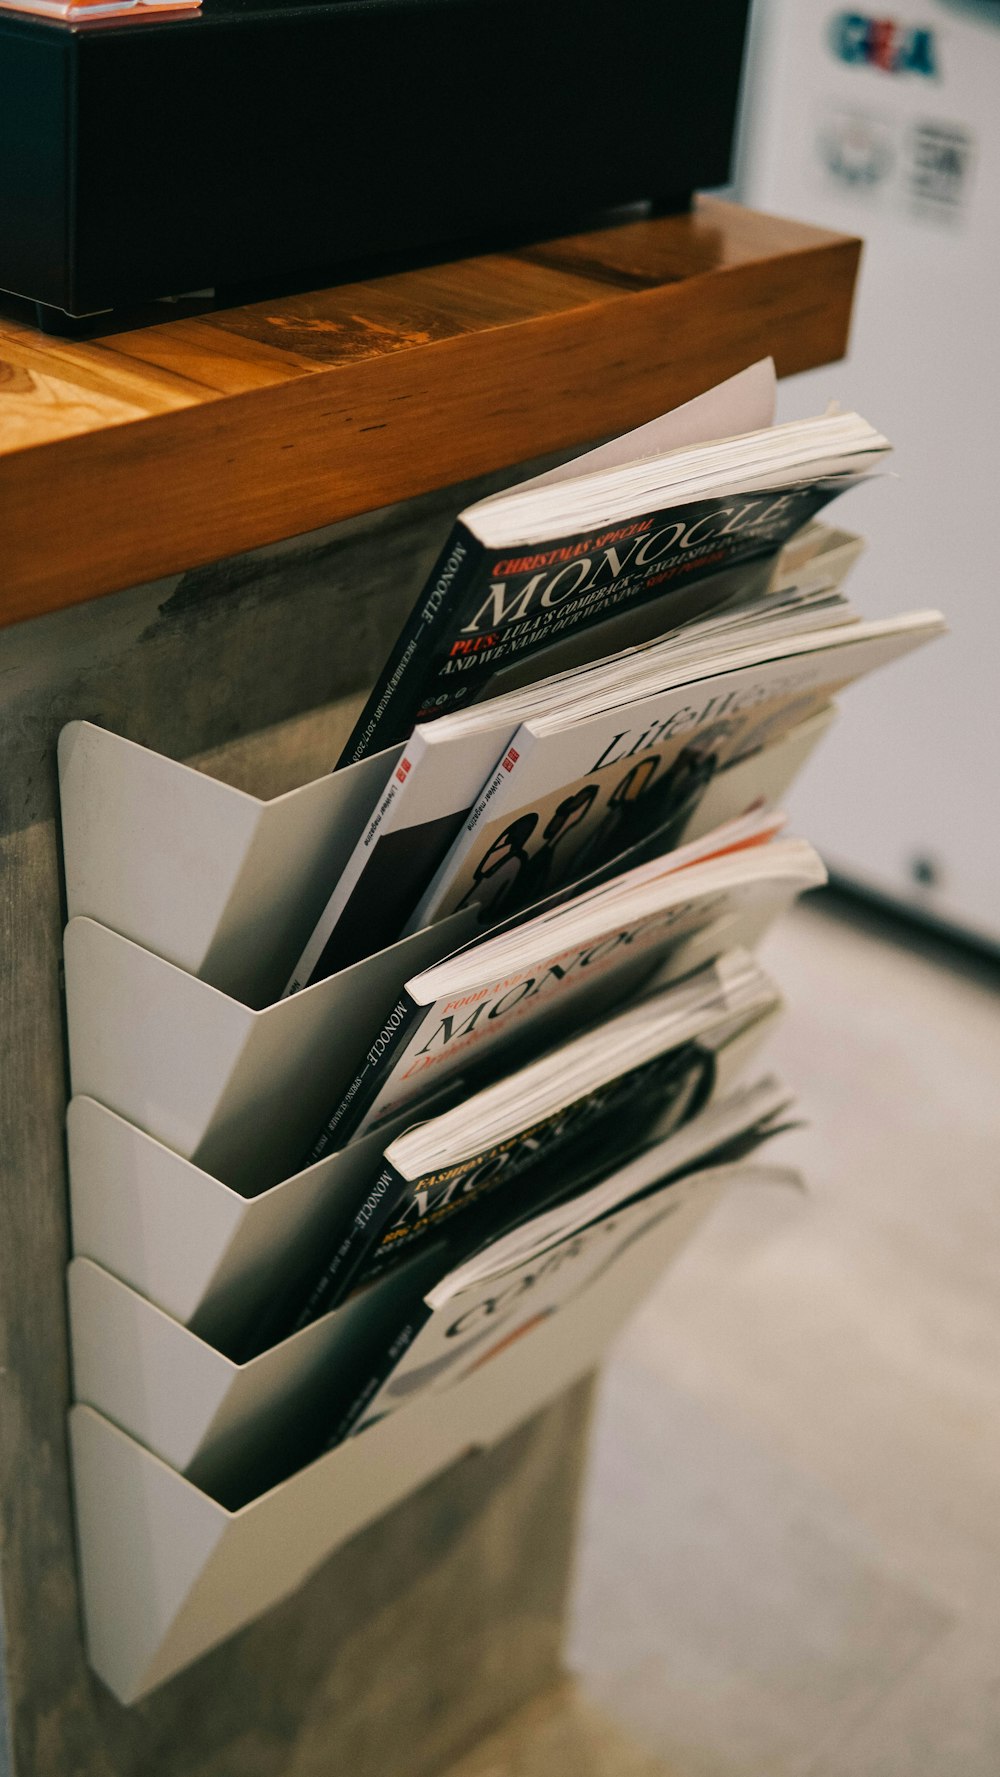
[245,950,779,1355]
[339,359,890,762]
[284,587,921,988]
[302,818,824,1162]
[0,0,198,16]
[327,1074,798,1444]
[408,609,942,931]
[770,521,863,595]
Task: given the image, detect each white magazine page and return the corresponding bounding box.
[473,360,778,499]
[353,1156,801,1433]
[430,1077,794,1299]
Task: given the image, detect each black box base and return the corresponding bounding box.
[0,0,749,328]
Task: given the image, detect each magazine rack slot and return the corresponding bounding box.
[66,994,781,1359]
[69,1160,764,1705]
[58,689,834,1019]
[67,1100,394,1350]
[67,1255,440,1502]
[63,910,475,1193]
[58,721,402,1008]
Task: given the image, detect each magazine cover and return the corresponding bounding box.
[303,828,823,1161]
[287,607,938,988]
[411,611,942,930]
[327,1076,798,1444]
[339,361,889,761]
[264,1040,712,1353]
[246,953,778,1355]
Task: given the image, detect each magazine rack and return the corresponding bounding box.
[57,707,802,1693]
[60,716,828,1348]
[0,203,860,1775]
[64,980,776,1496]
[68,1156,764,1703]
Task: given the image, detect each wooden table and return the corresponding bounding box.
[0,199,860,627]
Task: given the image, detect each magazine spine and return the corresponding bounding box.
[282,754,414,995]
[323,1306,431,1449]
[410,736,529,929]
[337,521,482,764]
[301,994,428,1165]
[266,1160,411,1348]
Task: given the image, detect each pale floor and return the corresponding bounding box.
[566,895,1000,1777]
[441,1684,675,1777]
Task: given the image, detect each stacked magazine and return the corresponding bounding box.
[0,0,198,18]
[329,1076,801,1449]
[209,360,945,1484]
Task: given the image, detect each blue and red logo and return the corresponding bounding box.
[829,13,939,74]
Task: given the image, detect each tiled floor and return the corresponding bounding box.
[568,895,1000,1777]
[440,1684,677,1777]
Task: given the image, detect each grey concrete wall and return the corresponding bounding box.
[0,466,594,1776]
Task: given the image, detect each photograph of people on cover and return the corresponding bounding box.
[570,720,738,882]
[447,671,849,928]
[455,787,606,926]
[454,813,539,922]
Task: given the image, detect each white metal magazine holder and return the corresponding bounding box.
[58,719,816,1705]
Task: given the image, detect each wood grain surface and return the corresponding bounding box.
[0,200,860,627]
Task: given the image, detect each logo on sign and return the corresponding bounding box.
[829,13,939,74]
[820,111,895,187]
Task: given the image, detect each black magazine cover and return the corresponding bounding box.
[245,1037,714,1358]
[339,479,857,765]
[299,825,818,1164]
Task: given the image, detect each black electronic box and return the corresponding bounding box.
[0,0,750,330]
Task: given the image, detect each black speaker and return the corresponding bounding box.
[0,0,750,327]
